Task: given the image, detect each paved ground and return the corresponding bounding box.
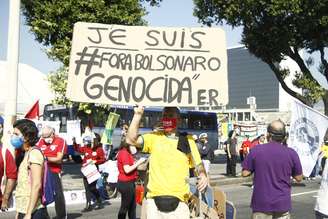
[223,178,321,219]
[10,153,322,219]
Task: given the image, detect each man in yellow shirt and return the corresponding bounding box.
[126,106,208,219]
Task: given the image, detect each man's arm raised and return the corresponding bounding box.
[126,106,144,148]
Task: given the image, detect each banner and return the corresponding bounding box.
[288,100,328,177]
[101,112,120,145]
[67,22,228,107]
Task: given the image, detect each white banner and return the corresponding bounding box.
[66,120,81,144]
[288,100,328,177]
[67,22,228,107]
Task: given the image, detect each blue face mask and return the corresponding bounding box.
[10,135,24,149]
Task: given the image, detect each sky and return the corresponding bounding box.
[0,0,242,75]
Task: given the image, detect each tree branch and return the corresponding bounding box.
[285,47,317,82]
[318,46,328,82]
[266,61,309,105]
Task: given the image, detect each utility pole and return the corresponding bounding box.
[3,0,21,149]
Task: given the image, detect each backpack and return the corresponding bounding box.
[28,148,56,206]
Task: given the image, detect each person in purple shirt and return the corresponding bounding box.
[242,120,303,219]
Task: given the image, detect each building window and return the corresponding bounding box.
[245,112,251,121]
[237,113,243,121]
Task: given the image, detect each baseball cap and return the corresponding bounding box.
[83,136,93,144]
[199,133,208,139]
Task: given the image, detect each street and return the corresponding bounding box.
[223,179,321,219]
[1,179,321,219]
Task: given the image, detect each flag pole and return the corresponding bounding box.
[3,0,21,151]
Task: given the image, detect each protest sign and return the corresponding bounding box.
[81,162,101,184]
[67,22,228,107]
[66,120,81,144]
[189,194,220,219]
[101,112,120,145]
[288,100,328,176]
[213,187,226,219]
[98,160,119,183]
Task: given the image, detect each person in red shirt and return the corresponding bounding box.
[250,134,266,149]
[240,135,251,161]
[37,126,67,219]
[76,133,105,212]
[117,140,146,219]
[0,146,17,211]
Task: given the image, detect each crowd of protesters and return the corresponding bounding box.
[0,112,328,219]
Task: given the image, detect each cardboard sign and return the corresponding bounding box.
[189,194,220,219]
[213,187,227,219]
[67,22,228,107]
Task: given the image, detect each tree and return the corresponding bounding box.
[193,0,328,115]
[21,0,160,115]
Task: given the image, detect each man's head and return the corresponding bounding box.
[199,133,208,143]
[41,125,55,145]
[267,120,286,143]
[121,124,129,137]
[162,107,180,133]
[82,136,93,147]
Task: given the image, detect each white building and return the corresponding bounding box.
[0,61,54,116]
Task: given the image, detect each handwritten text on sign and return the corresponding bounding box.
[67,22,228,106]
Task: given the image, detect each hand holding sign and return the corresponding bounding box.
[133,105,144,116]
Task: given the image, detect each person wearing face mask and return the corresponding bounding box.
[13,119,49,219]
[198,133,214,174]
[126,106,208,219]
[36,126,67,219]
[75,134,105,211]
[116,139,146,219]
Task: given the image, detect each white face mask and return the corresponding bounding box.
[129,146,137,155]
[44,138,53,144]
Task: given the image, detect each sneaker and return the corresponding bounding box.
[94,199,104,210]
[82,203,93,212]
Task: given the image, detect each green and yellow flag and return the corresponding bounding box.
[101,112,120,145]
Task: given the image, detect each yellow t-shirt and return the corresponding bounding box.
[16,149,44,214]
[142,132,202,202]
[321,144,328,158]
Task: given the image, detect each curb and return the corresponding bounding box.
[210,175,253,186]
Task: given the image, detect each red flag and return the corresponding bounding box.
[24,100,39,119]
